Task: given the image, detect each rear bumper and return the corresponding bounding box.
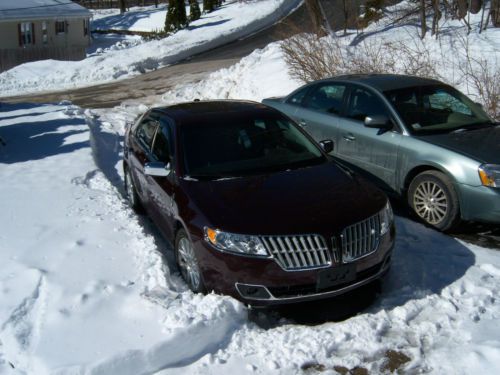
[193,225,395,306]
[458,184,500,223]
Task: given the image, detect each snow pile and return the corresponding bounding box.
[0,0,300,97]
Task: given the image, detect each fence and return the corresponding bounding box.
[0,47,86,73]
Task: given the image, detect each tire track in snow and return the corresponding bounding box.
[1,271,47,374]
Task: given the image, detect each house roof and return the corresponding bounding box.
[0,0,91,22]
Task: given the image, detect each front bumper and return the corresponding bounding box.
[458,183,500,223]
[192,225,395,306]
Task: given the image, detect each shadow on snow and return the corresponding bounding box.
[0,117,88,164]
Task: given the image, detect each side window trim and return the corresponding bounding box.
[302,82,348,116]
[151,119,175,164]
[346,84,403,133]
[135,116,160,154]
[286,85,314,107]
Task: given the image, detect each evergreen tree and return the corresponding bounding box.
[189,0,201,21]
[165,0,188,32]
[203,0,216,13]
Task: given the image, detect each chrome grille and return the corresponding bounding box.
[260,235,331,271]
[341,214,380,263]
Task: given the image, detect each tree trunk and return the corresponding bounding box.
[119,0,126,13]
[492,0,500,27]
[431,0,441,36]
[420,0,427,39]
[470,0,483,14]
[305,0,327,36]
[457,0,468,19]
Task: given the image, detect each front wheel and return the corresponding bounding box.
[124,167,144,213]
[408,170,461,232]
[175,229,205,293]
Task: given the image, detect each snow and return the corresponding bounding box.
[91,4,171,33]
[0,0,90,21]
[0,0,301,98]
[1,3,500,375]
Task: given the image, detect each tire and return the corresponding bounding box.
[124,167,144,213]
[408,170,461,232]
[175,229,205,293]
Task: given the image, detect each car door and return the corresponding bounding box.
[273,85,312,123]
[293,83,348,145]
[146,118,177,241]
[336,85,403,191]
[128,113,160,207]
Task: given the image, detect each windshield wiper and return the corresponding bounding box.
[453,121,497,133]
[184,174,239,181]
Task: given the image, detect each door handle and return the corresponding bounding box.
[343,134,356,142]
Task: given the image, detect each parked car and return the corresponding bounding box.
[123,100,395,305]
[263,74,500,231]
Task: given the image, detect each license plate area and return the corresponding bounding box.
[317,264,356,290]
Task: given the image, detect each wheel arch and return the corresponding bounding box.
[403,164,456,195]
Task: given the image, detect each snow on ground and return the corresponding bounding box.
[1,99,500,374]
[0,0,301,98]
[1,3,500,375]
[0,103,245,374]
[91,4,170,33]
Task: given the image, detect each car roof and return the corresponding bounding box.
[152,100,278,125]
[319,74,444,92]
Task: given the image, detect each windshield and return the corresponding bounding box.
[180,113,325,178]
[384,85,492,134]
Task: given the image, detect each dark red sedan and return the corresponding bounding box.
[123,100,395,305]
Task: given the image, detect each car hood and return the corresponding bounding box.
[180,162,387,236]
[417,126,500,164]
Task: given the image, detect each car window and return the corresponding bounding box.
[306,84,346,114]
[136,117,158,151]
[384,85,492,134]
[286,87,309,106]
[347,87,390,122]
[181,113,325,178]
[151,125,172,164]
[425,90,472,115]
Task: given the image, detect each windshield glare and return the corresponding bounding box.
[181,114,325,178]
[385,85,492,134]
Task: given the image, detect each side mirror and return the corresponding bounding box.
[144,162,171,177]
[364,115,392,130]
[319,139,334,153]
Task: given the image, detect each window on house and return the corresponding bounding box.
[19,22,34,46]
[55,21,67,34]
[83,19,89,36]
[42,21,48,44]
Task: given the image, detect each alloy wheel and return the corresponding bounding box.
[413,181,448,225]
[177,237,201,291]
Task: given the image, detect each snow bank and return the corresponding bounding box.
[0,0,301,97]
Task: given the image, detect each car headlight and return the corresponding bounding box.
[204,227,268,257]
[379,201,394,235]
[479,164,500,188]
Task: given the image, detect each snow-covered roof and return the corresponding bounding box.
[0,0,91,22]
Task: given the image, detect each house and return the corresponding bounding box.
[0,0,91,73]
